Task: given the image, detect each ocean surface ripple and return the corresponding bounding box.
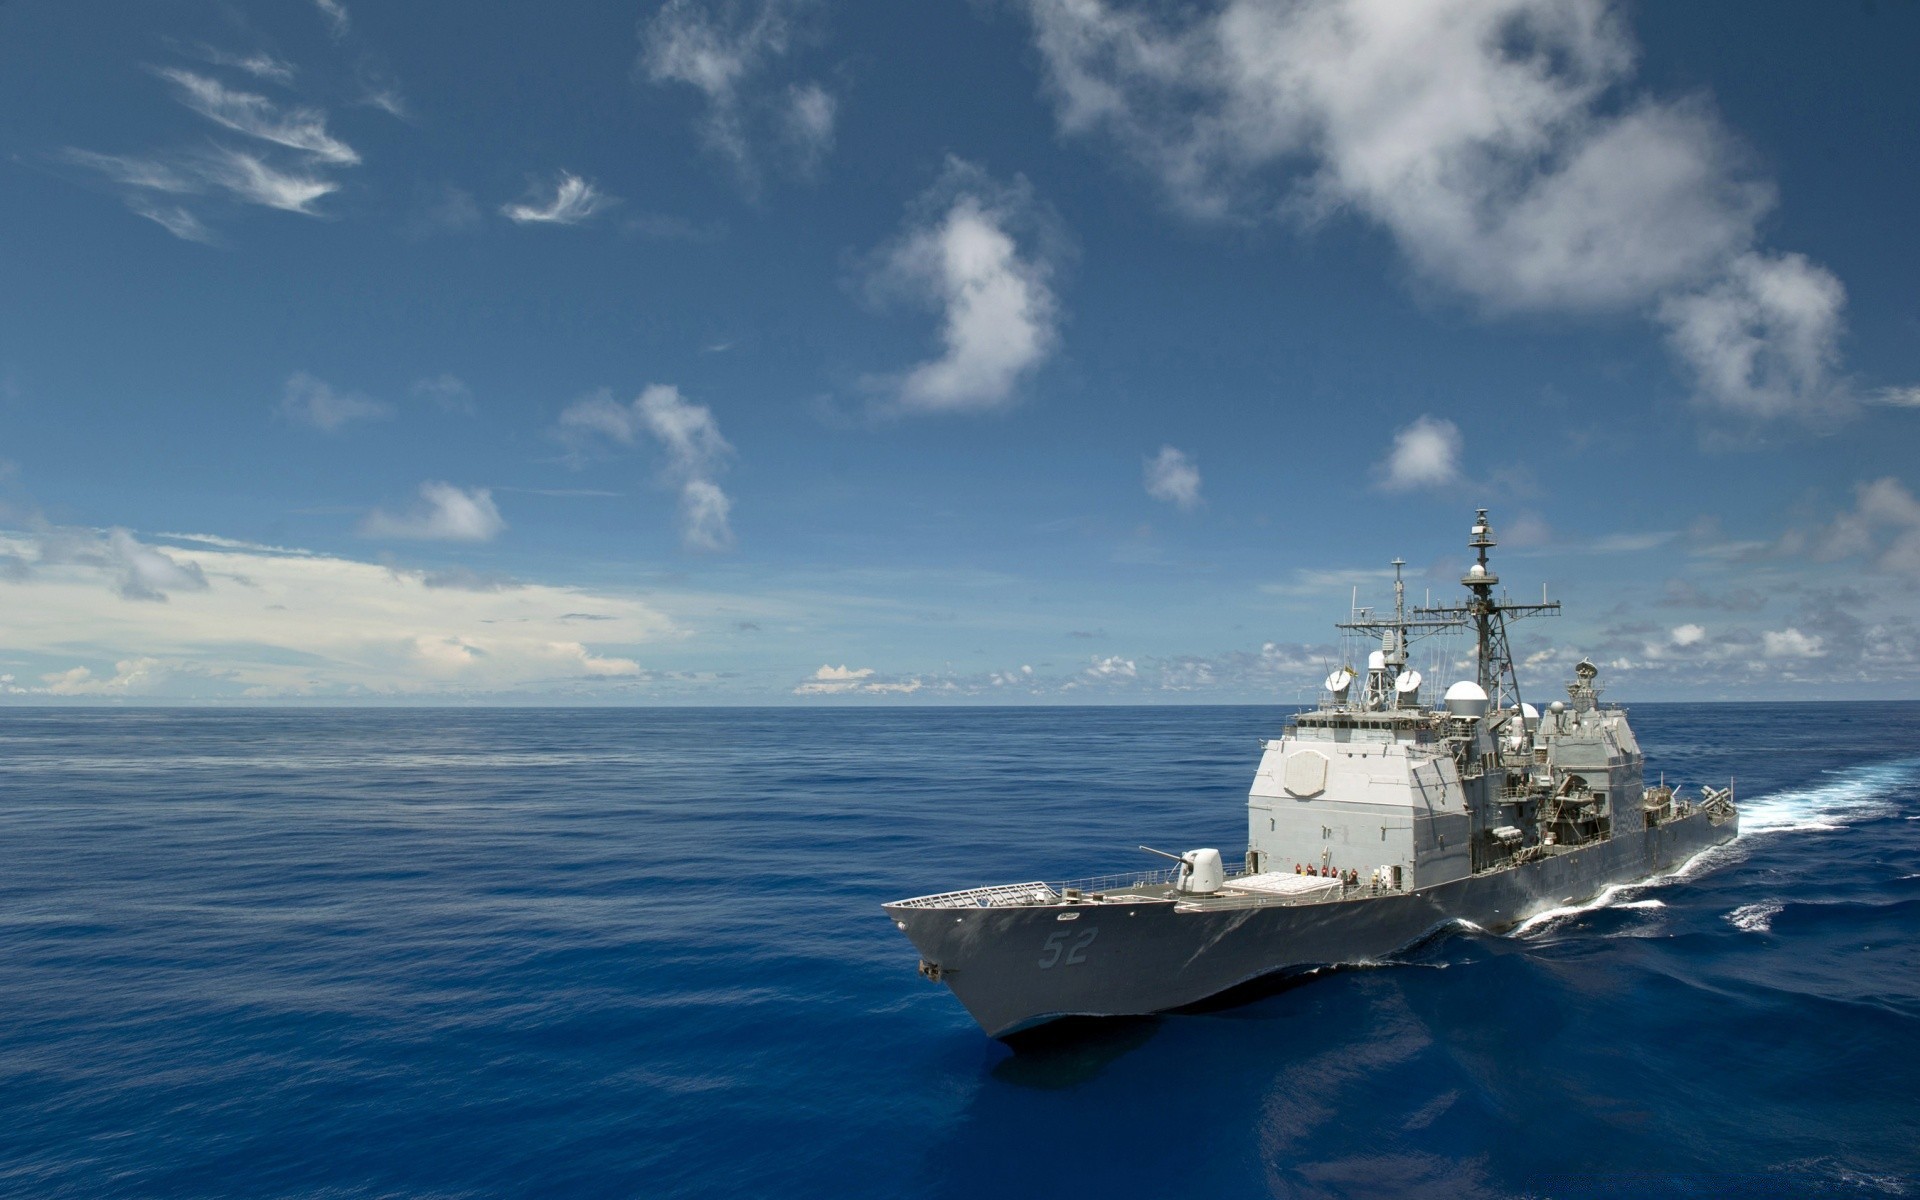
[1,703,1915,1198]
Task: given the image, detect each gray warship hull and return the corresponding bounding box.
[886,806,1734,1039]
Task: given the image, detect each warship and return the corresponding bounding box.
[884,509,1738,1038]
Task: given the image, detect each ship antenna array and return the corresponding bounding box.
[1410,508,1559,713]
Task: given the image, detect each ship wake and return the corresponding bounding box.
[1736,756,1920,834]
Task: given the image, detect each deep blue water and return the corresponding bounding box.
[1,704,1916,1199]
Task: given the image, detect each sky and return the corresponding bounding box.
[1,0,1916,704]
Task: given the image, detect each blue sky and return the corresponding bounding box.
[1,0,1916,703]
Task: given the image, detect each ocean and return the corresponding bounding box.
[1,704,1915,1198]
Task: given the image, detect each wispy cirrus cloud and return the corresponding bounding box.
[65,60,360,238]
[362,483,506,543]
[640,0,836,188]
[188,46,297,85]
[557,385,736,550]
[866,158,1062,414]
[1021,0,1889,427]
[155,68,359,164]
[501,172,615,225]
[313,0,351,40]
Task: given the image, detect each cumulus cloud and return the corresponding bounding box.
[1144,445,1202,510]
[39,658,166,697]
[1658,251,1847,421]
[0,528,672,698]
[1021,0,1866,423]
[1761,627,1823,659]
[362,483,506,542]
[1670,623,1706,647]
[1375,415,1462,491]
[640,0,834,185]
[31,526,212,602]
[279,371,390,431]
[1810,477,1920,576]
[501,172,615,225]
[868,158,1061,414]
[558,385,736,550]
[1085,654,1137,679]
[793,663,923,695]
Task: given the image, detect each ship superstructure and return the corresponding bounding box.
[884,511,1736,1038]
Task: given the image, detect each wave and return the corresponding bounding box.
[1736,757,1920,835]
[1726,900,1784,933]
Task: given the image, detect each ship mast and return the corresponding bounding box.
[1414,509,1559,712]
[1335,557,1463,710]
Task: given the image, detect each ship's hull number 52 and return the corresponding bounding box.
[1038,927,1098,968]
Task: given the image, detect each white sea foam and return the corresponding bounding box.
[1726,900,1784,933]
[1736,757,1920,835]
[1615,898,1665,910]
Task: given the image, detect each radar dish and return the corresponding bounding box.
[1324,669,1354,693]
[1394,670,1422,694]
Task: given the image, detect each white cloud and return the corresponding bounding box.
[1671,623,1706,647]
[1658,251,1847,421]
[1022,0,1855,423]
[279,372,390,431]
[557,385,736,550]
[155,69,359,165]
[64,62,358,237]
[501,172,614,225]
[127,199,216,244]
[869,159,1060,414]
[198,146,339,214]
[1085,654,1137,679]
[192,47,297,85]
[1376,415,1462,491]
[39,658,164,697]
[0,529,672,698]
[1761,628,1823,659]
[1869,386,1920,408]
[362,483,506,542]
[1812,477,1920,576]
[1143,445,1202,510]
[640,0,832,184]
[67,145,339,225]
[412,373,475,415]
[792,663,923,695]
[313,0,351,39]
[785,82,836,167]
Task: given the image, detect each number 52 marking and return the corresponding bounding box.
[1038,926,1098,969]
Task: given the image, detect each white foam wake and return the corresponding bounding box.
[1736,757,1920,835]
[1726,900,1784,933]
[1510,879,1651,936]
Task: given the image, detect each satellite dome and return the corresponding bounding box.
[1367,650,1386,670]
[1443,680,1489,718]
[1468,563,1487,578]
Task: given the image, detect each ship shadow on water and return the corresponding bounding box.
[989,1014,1162,1088]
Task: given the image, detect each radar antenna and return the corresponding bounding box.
[1336,557,1466,709]
[1412,508,1559,713]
